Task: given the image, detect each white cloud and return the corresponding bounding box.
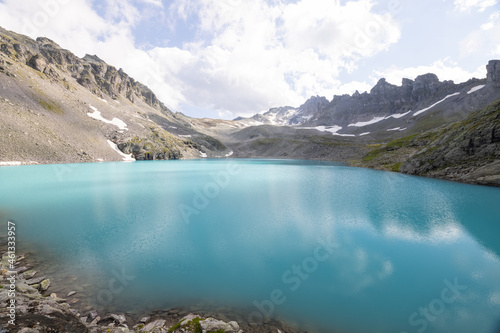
[158,0,401,116]
[140,0,163,7]
[481,11,500,30]
[460,14,500,57]
[454,0,498,12]
[373,58,486,86]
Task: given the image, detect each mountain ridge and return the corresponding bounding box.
[0,26,232,163]
[238,65,500,137]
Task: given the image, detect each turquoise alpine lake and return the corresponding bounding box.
[1,159,500,333]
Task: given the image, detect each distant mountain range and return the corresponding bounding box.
[0,26,499,186]
[237,62,500,139]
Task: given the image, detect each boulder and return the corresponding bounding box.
[27,54,48,73]
[40,279,51,291]
[200,317,240,332]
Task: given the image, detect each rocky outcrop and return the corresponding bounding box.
[356,99,500,186]
[0,253,248,333]
[487,60,500,87]
[0,27,168,113]
[399,99,500,186]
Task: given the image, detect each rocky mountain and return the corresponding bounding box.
[223,60,500,186]
[238,61,500,139]
[235,96,330,126]
[0,26,231,164]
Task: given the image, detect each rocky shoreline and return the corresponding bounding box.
[0,252,298,333]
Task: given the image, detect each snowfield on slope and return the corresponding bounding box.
[88,105,128,130]
[413,93,461,116]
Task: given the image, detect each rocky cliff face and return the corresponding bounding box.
[0,28,167,112]
[487,59,500,87]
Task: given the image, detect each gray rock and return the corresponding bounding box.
[22,270,38,279]
[40,279,51,291]
[487,60,500,87]
[25,276,47,285]
[90,309,98,319]
[16,282,38,294]
[141,319,166,331]
[200,317,239,332]
[18,328,41,333]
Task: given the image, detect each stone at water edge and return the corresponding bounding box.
[140,316,150,323]
[139,319,166,331]
[25,275,47,285]
[90,315,101,326]
[22,270,38,279]
[67,290,77,297]
[179,313,201,325]
[90,310,98,319]
[15,282,38,294]
[40,278,51,291]
[200,317,240,332]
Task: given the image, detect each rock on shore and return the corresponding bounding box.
[0,253,261,333]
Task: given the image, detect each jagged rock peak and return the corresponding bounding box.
[82,54,106,63]
[0,27,170,113]
[301,95,329,105]
[487,59,500,86]
[298,95,329,113]
[370,78,398,94]
[414,73,440,85]
[35,37,60,48]
[402,78,414,86]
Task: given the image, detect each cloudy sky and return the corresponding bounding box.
[0,0,499,119]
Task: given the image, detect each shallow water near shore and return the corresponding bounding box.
[1,159,500,333]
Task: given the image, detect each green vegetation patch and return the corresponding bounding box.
[168,317,203,333]
[391,162,402,172]
[38,98,64,115]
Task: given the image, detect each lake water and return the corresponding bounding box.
[1,159,500,333]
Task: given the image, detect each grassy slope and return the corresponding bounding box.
[353,99,500,186]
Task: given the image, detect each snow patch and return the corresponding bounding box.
[0,161,37,166]
[88,105,128,130]
[199,151,207,158]
[467,85,486,94]
[298,125,355,137]
[107,140,135,162]
[0,161,22,166]
[96,158,104,162]
[348,116,386,127]
[413,93,461,116]
[98,98,108,104]
[387,127,407,131]
[179,134,192,138]
[359,132,370,136]
[225,151,234,157]
[386,111,411,119]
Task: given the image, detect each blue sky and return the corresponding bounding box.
[0,0,499,119]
